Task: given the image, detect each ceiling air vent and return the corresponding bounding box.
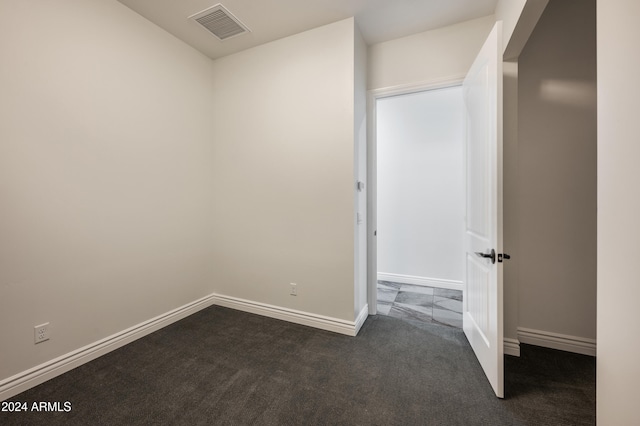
[189,4,250,41]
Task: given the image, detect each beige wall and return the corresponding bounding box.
[210,19,357,321]
[495,0,527,52]
[0,0,216,380]
[597,0,640,423]
[367,16,495,91]
[0,7,365,396]
[517,0,597,339]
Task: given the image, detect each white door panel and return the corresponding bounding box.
[463,21,504,398]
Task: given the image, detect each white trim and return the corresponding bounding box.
[0,293,218,402]
[354,304,369,335]
[517,327,596,356]
[212,294,365,337]
[503,337,521,357]
[377,272,463,291]
[369,75,466,100]
[366,89,378,315]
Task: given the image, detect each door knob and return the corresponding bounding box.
[475,249,496,264]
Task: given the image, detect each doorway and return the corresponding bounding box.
[368,82,465,328]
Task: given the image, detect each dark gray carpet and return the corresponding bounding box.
[0,306,595,425]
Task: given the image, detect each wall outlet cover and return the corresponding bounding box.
[34,323,50,344]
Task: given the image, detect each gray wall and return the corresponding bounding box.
[516,0,597,339]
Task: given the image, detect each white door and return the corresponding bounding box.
[462,21,504,398]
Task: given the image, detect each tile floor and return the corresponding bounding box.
[377,281,463,328]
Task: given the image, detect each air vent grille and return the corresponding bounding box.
[189,4,250,41]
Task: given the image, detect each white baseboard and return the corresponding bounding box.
[212,294,368,337]
[354,304,369,335]
[504,337,521,357]
[1,293,370,402]
[0,293,218,402]
[377,272,463,291]
[517,327,596,356]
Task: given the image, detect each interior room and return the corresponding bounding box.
[1,0,638,424]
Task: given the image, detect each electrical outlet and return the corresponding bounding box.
[34,323,50,344]
[290,283,297,296]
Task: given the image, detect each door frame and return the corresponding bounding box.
[366,75,466,315]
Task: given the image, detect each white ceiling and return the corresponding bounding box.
[117,0,499,60]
